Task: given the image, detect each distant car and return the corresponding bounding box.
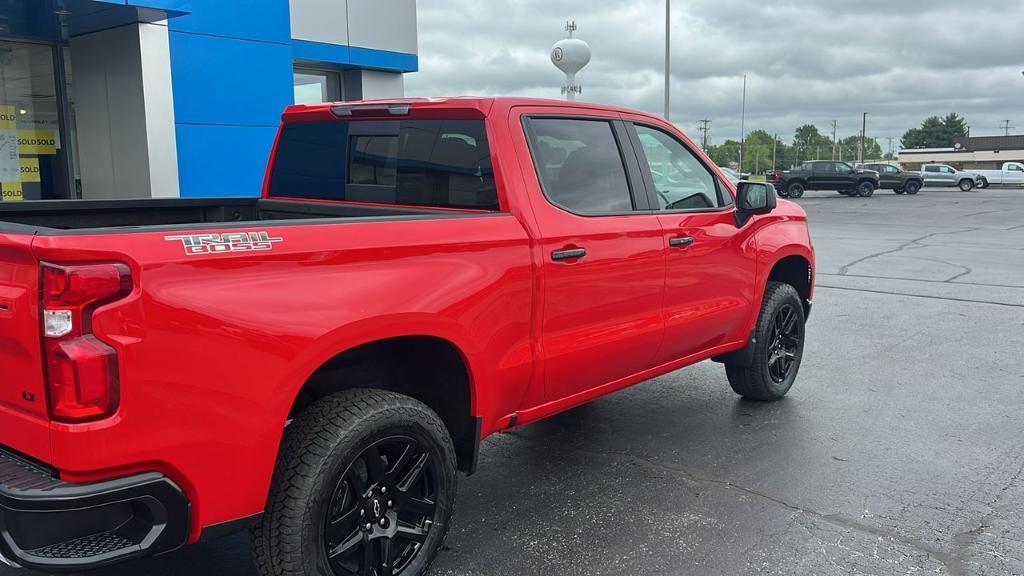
[920,164,986,191]
[858,163,924,195]
[718,166,744,185]
[767,160,880,198]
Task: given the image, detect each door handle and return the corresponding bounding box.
[551,247,587,261]
[669,236,695,248]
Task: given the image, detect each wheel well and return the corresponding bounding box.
[289,336,477,473]
[768,255,812,317]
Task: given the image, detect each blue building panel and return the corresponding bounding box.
[175,124,279,197]
[291,40,418,73]
[349,46,418,73]
[167,0,290,43]
[169,31,294,127]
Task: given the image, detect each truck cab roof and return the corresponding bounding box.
[281,96,667,123]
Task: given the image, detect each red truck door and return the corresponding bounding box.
[513,109,666,401]
[621,119,757,364]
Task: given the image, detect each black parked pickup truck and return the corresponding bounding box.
[858,163,923,195]
[767,160,879,198]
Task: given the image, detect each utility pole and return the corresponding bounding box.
[1001,120,1016,136]
[887,137,894,159]
[772,134,778,170]
[697,119,711,152]
[738,74,747,171]
[831,120,838,160]
[859,112,868,163]
[664,0,670,120]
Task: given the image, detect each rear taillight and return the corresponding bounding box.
[41,263,132,423]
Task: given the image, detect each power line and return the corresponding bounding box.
[697,119,711,152]
[831,120,838,160]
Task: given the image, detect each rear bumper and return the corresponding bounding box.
[0,447,189,572]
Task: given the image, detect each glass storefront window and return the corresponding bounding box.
[0,40,75,201]
[294,67,342,105]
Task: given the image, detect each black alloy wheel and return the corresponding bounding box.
[904,180,921,195]
[325,436,440,576]
[787,183,805,198]
[766,304,801,384]
[857,181,875,197]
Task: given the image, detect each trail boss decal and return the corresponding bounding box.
[165,231,283,255]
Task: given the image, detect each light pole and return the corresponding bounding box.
[859,112,868,163]
[664,0,670,120]
[738,74,747,172]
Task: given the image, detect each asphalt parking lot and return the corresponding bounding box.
[8,186,1024,576]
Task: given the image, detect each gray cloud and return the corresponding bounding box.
[406,0,1024,146]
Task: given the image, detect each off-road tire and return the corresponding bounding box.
[857,181,875,197]
[786,182,805,198]
[726,282,806,401]
[252,389,457,576]
[904,180,921,195]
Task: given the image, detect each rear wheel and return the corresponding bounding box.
[252,389,457,576]
[786,183,805,198]
[904,180,921,195]
[725,282,806,401]
[857,181,875,197]
[958,179,975,192]
[894,188,905,195]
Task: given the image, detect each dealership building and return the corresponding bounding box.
[0,0,417,202]
[898,135,1024,170]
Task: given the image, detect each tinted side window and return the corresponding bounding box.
[270,119,498,210]
[525,118,633,214]
[924,166,939,173]
[812,163,832,173]
[634,124,721,210]
[836,163,854,174]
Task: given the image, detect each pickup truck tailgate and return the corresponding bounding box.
[0,233,50,461]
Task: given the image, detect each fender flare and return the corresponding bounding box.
[715,244,814,367]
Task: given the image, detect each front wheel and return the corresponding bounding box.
[904,180,921,195]
[252,389,457,576]
[786,183,805,198]
[857,181,875,197]
[726,282,806,401]
[958,179,975,192]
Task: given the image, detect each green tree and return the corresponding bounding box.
[707,139,742,168]
[838,135,883,162]
[901,113,968,149]
[791,125,834,164]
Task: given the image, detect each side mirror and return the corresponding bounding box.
[734,181,777,227]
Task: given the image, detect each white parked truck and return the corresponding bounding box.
[973,162,1024,187]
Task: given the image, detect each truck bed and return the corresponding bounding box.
[0,198,480,234]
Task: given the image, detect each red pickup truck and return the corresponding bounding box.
[0,97,813,575]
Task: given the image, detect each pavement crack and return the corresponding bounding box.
[837,227,980,276]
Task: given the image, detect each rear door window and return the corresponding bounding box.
[523,118,634,214]
[269,119,499,210]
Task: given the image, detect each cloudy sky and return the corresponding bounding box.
[405,0,1024,148]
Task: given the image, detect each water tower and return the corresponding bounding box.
[551,21,591,101]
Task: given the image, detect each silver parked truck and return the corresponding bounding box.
[920,164,986,191]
